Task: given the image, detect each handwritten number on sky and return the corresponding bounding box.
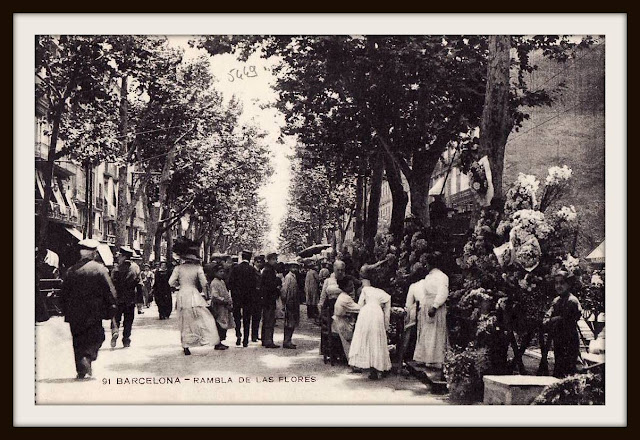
[228,65,271,82]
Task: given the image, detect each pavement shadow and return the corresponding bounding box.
[103,305,442,402]
[37,377,97,384]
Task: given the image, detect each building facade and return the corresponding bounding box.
[35,90,148,267]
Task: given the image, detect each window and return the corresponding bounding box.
[103,179,109,211]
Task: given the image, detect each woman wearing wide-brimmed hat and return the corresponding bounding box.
[169,238,221,355]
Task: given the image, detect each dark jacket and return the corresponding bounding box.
[111,260,142,306]
[227,261,257,306]
[62,258,117,332]
[153,268,173,299]
[260,265,282,307]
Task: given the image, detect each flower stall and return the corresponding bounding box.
[444,165,604,402]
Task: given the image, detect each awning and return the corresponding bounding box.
[36,170,56,209]
[52,183,68,215]
[429,176,445,196]
[586,240,605,263]
[298,244,331,258]
[35,170,45,199]
[65,190,79,219]
[64,226,84,241]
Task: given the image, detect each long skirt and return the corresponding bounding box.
[177,290,220,348]
[552,329,580,378]
[348,304,391,372]
[156,291,173,318]
[413,305,448,368]
[332,316,355,359]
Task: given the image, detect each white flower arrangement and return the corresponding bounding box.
[514,236,542,272]
[504,173,540,215]
[493,241,513,266]
[591,273,604,287]
[563,254,580,273]
[556,205,577,222]
[546,165,573,186]
[519,173,541,194]
[511,209,553,241]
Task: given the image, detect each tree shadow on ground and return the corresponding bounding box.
[37,377,98,384]
[103,305,443,402]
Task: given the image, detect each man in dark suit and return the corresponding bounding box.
[260,252,281,348]
[110,246,143,348]
[61,239,117,379]
[251,255,266,342]
[227,250,258,347]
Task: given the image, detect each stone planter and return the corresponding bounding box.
[483,375,560,405]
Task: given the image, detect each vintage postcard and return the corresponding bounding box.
[14,13,626,426]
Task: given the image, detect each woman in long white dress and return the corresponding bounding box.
[169,250,221,355]
[412,252,449,370]
[348,264,392,380]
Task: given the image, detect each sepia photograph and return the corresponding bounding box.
[14,13,626,426]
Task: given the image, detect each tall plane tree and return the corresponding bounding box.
[35,36,121,250]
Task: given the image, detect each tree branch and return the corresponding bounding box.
[158,198,195,225]
[376,134,412,179]
[36,73,64,101]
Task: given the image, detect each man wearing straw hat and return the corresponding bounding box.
[61,239,117,379]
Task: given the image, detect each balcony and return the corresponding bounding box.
[35,200,79,225]
[103,163,115,177]
[104,163,120,180]
[448,188,477,210]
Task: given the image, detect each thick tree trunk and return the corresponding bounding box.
[115,75,131,249]
[353,174,364,242]
[142,191,158,263]
[407,150,439,228]
[203,234,209,263]
[383,149,408,242]
[154,228,163,263]
[128,208,135,246]
[479,35,512,199]
[364,152,384,254]
[166,226,174,262]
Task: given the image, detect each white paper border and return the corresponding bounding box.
[14,12,626,427]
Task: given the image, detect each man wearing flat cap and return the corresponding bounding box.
[110,246,143,348]
[61,239,117,379]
